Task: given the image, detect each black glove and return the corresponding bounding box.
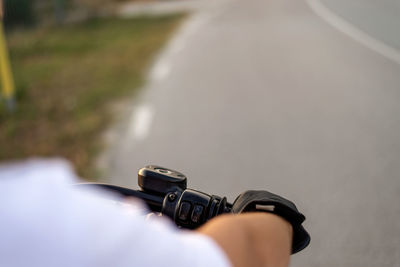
[232,190,310,254]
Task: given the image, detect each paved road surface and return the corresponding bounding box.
[102,0,400,266]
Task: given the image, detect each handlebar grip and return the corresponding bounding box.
[162,189,231,229]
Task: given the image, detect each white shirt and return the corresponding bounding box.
[0,159,231,267]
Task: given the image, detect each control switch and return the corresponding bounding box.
[178,201,191,221]
[191,205,204,223]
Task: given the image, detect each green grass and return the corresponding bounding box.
[0,15,185,178]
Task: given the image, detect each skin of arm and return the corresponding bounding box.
[197,212,293,267]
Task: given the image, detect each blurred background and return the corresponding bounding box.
[0,0,185,178]
[1,0,399,266]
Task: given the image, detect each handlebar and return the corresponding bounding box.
[78,165,310,254]
[80,165,232,229]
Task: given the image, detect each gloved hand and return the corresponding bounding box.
[232,190,311,254]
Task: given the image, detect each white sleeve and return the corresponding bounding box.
[0,159,231,267]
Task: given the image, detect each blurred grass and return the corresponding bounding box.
[0,14,184,179]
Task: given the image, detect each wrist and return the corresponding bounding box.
[244,213,292,267]
[197,213,292,267]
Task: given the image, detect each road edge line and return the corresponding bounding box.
[306,0,400,65]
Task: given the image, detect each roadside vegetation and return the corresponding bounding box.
[0,14,184,178]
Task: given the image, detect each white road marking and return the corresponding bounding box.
[126,4,225,144]
[148,11,216,82]
[167,13,211,54]
[126,6,217,147]
[150,59,171,81]
[306,0,400,65]
[127,104,154,141]
[169,37,186,54]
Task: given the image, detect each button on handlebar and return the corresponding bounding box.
[178,201,191,221]
[191,205,204,223]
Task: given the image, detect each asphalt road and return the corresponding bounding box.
[103,0,400,266]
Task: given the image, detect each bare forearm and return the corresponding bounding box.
[197,213,293,267]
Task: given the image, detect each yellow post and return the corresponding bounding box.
[0,0,16,110]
